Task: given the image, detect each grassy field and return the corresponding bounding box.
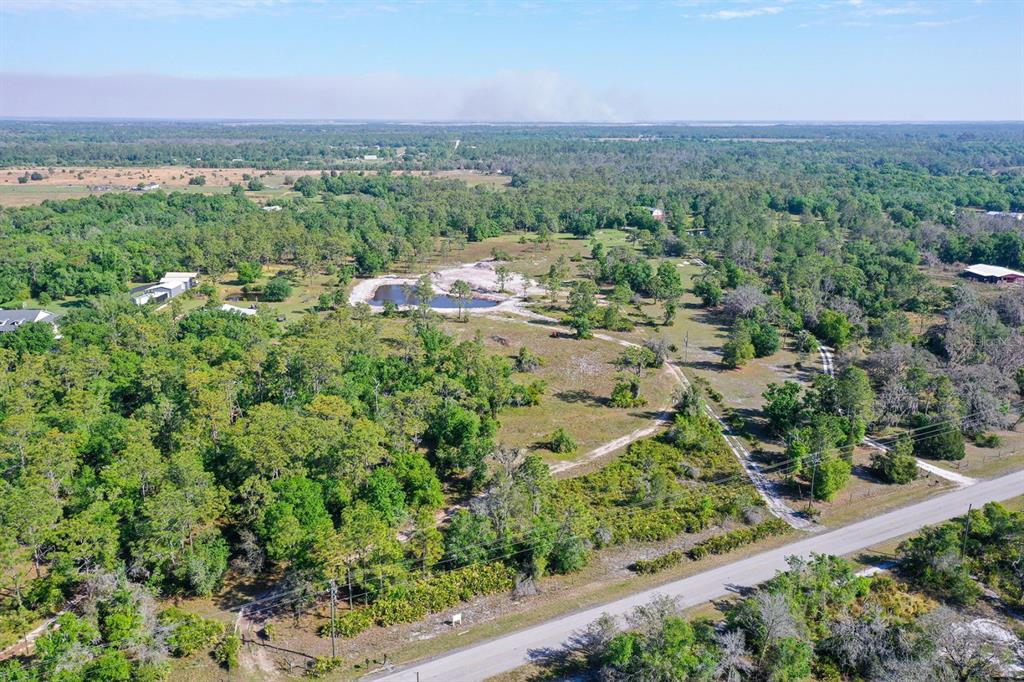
[0,167,509,206]
[443,314,679,468]
[957,425,1024,477]
[170,264,341,321]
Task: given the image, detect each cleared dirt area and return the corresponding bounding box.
[0,167,509,206]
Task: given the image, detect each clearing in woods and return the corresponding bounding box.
[0,166,509,206]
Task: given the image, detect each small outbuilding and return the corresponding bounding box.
[220,303,258,316]
[961,264,1024,284]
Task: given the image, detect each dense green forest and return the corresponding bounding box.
[0,123,1022,680]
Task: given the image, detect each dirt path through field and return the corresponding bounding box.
[490,308,813,530]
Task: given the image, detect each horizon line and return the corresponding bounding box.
[1,117,1022,126]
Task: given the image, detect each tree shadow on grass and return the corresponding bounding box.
[729,406,774,441]
[635,407,670,421]
[685,359,727,374]
[525,645,586,681]
[57,299,93,309]
[851,463,887,484]
[851,550,899,567]
[694,308,732,331]
[555,389,607,407]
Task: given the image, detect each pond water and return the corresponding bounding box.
[370,284,499,309]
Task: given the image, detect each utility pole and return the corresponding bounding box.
[960,504,973,560]
[329,579,338,659]
[806,456,818,514]
[683,330,689,367]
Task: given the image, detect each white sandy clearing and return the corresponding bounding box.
[349,260,544,315]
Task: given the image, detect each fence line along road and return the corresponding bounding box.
[369,466,1024,682]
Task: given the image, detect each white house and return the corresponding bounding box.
[262,205,282,212]
[0,309,58,335]
[131,272,198,305]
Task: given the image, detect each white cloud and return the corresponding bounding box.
[852,1,930,17]
[701,5,783,20]
[912,15,975,28]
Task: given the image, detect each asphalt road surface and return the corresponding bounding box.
[371,467,1024,682]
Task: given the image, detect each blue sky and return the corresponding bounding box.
[1,0,1021,121]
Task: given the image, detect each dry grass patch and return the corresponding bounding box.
[441,314,679,465]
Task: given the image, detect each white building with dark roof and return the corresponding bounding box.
[0,309,58,334]
[962,264,1024,284]
[131,272,198,305]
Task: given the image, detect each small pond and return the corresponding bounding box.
[370,284,499,309]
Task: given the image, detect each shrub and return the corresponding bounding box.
[634,519,790,573]
[974,432,1001,448]
[548,427,577,455]
[633,549,687,575]
[514,346,543,372]
[325,563,515,633]
[188,175,206,186]
[214,633,241,670]
[370,597,428,627]
[307,656,343,678]
[610,376,646,408]
[509,379,545,407]
[319,609,372,639]
[870,435,917,484]
[687,518,790,560]
[160,608,224,657]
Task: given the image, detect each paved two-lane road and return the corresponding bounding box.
[372,467,1024,682]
